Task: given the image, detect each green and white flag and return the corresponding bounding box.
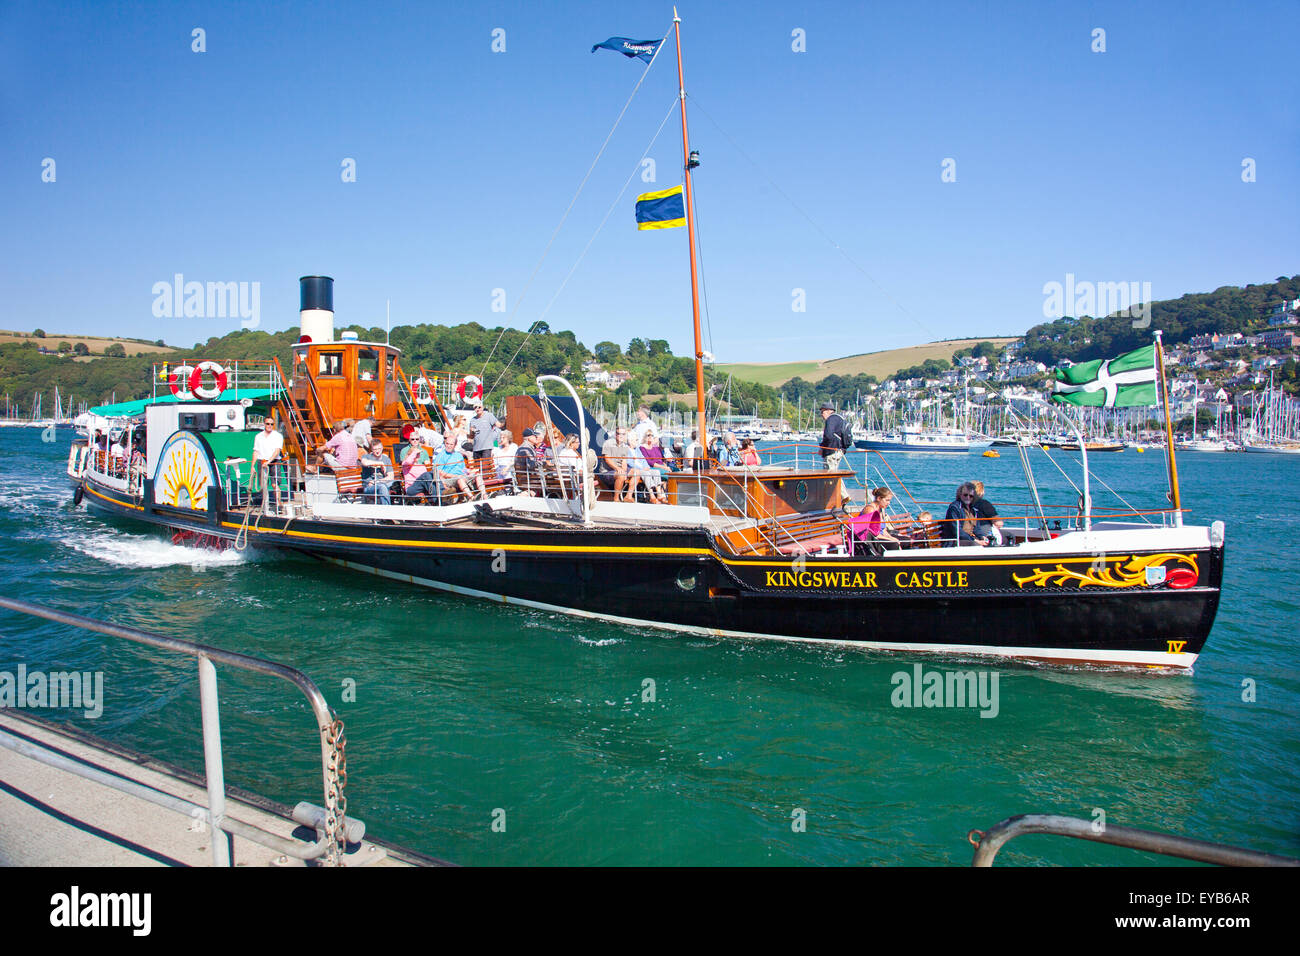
[1052,344,1158,407]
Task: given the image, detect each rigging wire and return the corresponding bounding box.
[485,95,681,398]
[478,29,671,381]
[685,93,938,342]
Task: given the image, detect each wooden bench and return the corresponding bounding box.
[469,457,510,498]
[754,511,848,555]
[514,460,582,499]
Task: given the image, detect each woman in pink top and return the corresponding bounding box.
[849,486,899,553]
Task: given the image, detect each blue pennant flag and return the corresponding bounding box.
[635,185,685,230]
[591,36,664,64]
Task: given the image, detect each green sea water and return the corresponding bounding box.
[1,429,1296,865]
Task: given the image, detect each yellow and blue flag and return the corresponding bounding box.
[591,37,664,64]
[635,185,685,230]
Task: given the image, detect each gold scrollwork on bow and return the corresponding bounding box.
[1012,552,1198,589]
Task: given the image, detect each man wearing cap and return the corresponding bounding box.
[514,428,545,495]
[819,402,851,471]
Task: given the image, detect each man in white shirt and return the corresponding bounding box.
[252,418,285,511]
[631,406,655,444]
[417,422,441,447]
[351,415,373,449]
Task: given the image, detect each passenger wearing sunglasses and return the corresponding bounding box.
[943,482,989,547]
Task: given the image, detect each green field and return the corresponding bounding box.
[712,361,822,387]
[718,337,1016,388]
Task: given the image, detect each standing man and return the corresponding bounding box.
[468,401,500,462]
[251,416,284,512]
[819,402,851,471]
[684,429,705,472]
[631,406,655,444]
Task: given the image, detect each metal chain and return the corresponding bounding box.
[322,715,348,867]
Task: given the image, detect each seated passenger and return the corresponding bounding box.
[739,437,761,467]
[713,431,741,467]
[318,420,359,474]
[970,479,1004,545]
[433,432,486,501]
[631,436,668,504]
[943,483,989,547]
[493,429,518,480]
[600,428,638,502]
[514,428,544,495]
[360,440,394,505]
[849,486,899,553]
[557,434,584,481]
[400,441,438,502]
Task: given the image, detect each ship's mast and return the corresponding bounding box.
[673,8,707,454]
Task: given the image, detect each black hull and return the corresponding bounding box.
[81,478,1223,670]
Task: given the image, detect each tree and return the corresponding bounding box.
[33,329,45,338]
[104,343,126,357]
[593,341,621,364]
[154,339,166,347]
[647,339,671,357]
[57,341,72,353]
[73,342,89,356]
[627,338,648,359]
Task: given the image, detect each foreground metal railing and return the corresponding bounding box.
[969,813,1299,867]
[0,597,360,867]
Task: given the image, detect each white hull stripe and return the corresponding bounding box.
[322,557,1198,672]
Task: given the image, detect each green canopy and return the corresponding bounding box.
[88,388,277,418]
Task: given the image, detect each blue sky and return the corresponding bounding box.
[2,0,1296,363]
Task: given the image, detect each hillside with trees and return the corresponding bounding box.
[1019,275,1300,366]
[4,274,1296,414]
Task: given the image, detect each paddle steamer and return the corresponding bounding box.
[63,13,1224,672]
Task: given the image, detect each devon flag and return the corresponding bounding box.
[591,37,664,63]
[635,184,686,230]
[1052,344,1158,407]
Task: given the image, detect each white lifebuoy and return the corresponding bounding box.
[188,361,228,400]
[457,374,482,402]
[169,364,196,401]
[413,377,433,405]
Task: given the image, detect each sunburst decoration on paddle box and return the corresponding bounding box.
[1012,552,1199,590]
[153,432,213,511]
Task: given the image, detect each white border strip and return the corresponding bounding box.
[322,557,1197,672]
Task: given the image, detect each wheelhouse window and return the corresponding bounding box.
[358,348,380,381]
[318,351,343,377]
